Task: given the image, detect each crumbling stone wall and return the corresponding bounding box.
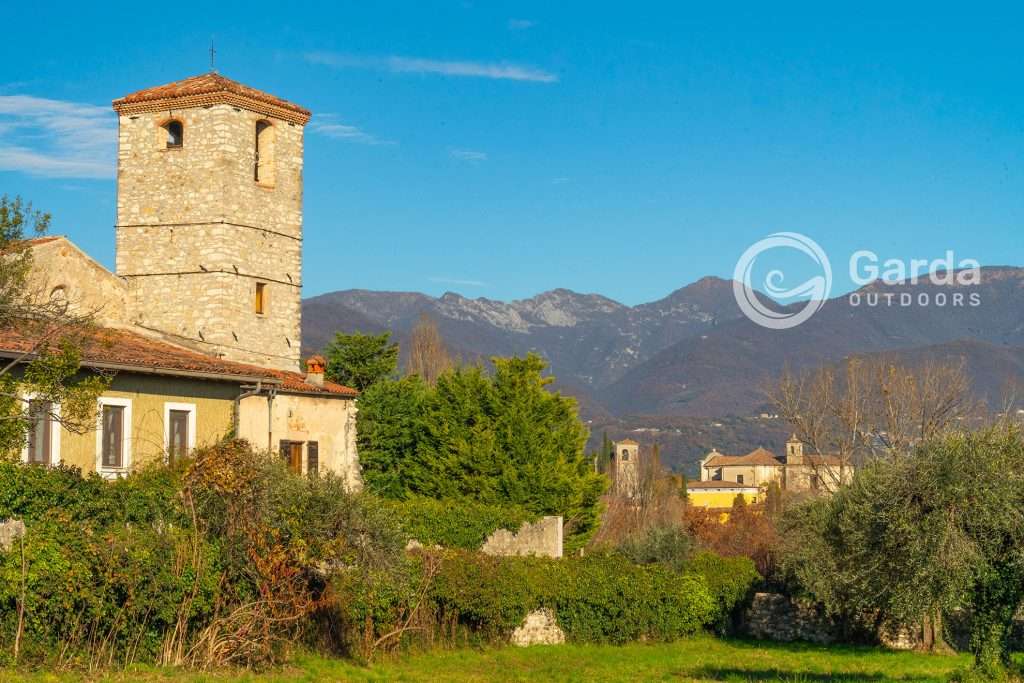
[742,592,839,644]
[481,516,563,558]
[511,609,565,646]
[115,103,305,371]
[742,592,927,651]
[0,520,25,552]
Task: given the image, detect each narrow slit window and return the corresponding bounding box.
[254,120,275,184]
[164,120,183,148]
[254,282,266,314]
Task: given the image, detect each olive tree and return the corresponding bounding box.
[780,426,1024,676]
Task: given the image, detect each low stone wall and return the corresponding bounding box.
[741,592,838,644]
[481,516,563,558]
[742,592,920,650]
[0,519,25,552]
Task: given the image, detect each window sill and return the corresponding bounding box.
[161,147,183,152]
[256,182,276,190]
[98,467,129,480]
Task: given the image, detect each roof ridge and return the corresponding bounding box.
[113,72,311,125]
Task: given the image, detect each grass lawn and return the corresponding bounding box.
[2,635,989,682]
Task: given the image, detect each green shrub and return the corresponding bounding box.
[382,496,535,550]
[545,553,715,644]
[0,515,221,667]
[0,459,185,529]
[0,442,404,668]
[683,550,760,633]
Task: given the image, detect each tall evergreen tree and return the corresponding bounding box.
[323,331,399,392]
[356,353,607,549]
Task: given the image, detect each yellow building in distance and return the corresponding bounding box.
[686,479,761,510]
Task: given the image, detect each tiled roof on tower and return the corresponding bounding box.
[112,72,311,124]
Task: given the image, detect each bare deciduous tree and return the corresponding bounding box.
[767,356,975,491]
[405,313,453,385]
[592,443,686,546]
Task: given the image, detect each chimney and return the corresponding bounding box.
[305,355,326,387]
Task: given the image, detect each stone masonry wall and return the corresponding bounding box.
[481,516,563,558]
[511,609,565,646]
[115,103,304,371]
[741,592,922,650]
[742,592,839,644]
[0,520,25,552]
[28,238,130,327]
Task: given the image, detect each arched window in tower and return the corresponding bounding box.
[621,449,630,461]
[254,120,275,185]
[163,120,183,148]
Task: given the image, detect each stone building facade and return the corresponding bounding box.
[111,73,310,371]
[699,435,852,493]
[11,73,364,485]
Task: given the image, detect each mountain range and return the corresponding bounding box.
[302,267,1024,423]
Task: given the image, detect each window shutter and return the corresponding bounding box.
[279,440,290,463]
[307,441,318,476]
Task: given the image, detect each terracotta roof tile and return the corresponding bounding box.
[113,72,311,125]
[704,446,781,467]
[0,323,356,397]
[25,236,61,246]
[616,438,639,445]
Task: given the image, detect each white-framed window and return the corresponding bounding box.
[96,397,132,478]
[163,402,197,464]
[21,395,61,466]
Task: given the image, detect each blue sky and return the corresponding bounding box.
[1,2,1022,305]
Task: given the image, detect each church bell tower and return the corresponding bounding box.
[112,73,310,371]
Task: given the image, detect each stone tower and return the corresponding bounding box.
[785,434,804,464]
[112,73,310,371]
[612,439,640,497]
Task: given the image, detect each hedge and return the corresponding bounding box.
[380,496,535,550]
[332,549,723,657]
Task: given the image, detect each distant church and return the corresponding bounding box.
[15,73,360,483]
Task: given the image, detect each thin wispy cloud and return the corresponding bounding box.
[551,176,571,185]
[310,115,394,145]
[306,52,558,83]
[429,276,487,288]
[451,149,487,163]
[508,19,536,30]
[0,95,115,179]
